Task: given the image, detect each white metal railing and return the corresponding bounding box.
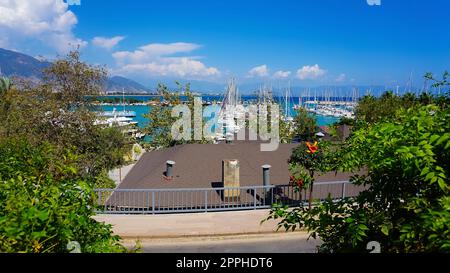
[93,181,364,214]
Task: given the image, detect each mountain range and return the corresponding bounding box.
[0,47,50,80]
[0,48,151,93]
[1,47,411,97]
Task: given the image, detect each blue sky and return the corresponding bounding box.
[1,0,449,89]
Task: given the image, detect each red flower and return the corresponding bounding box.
[306,141,318,154]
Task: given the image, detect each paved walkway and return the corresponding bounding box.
[108,144,144,186]
[123,232,319,253]
[94,209,295,239]
[108,164,136,186]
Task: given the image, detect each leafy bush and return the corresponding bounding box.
[292,108,318,140]
[288,140,332,208]
[355,71,449,125]
[267,105,450,253]
[0,139,128,253]
[0,52,130,177]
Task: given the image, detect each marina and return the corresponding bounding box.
[94,94,356,130]
[92,82,359,142]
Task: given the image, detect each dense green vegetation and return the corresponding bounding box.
[143,83,187,149]
[0,139,128,253]
[278,107,319,143]
[292,108,319,140]
[288,140,331,209]
[267,72,450,253]
[355,72,449,125]
[0,51,129,178]
[88,96,147,104]
[0,51,132,252]
[143,82,210,150]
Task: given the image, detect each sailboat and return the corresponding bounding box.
[216,79,245,140]
[283,83,294,122]
[100,89,137,118]
[293,89,303,110]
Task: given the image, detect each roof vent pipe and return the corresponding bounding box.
[165,160,175,179]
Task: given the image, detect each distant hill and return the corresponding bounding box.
[105,76,151,94]
[0,47,151,93]
[0,48,51,79]
[139,78,225,94]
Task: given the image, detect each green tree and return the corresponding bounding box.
[43,50,106,109]
[278,115,294,143]
[288,140,331,209]
[0,51,129,179]
[143,83,183,149]
[267,105,450,253]
[0,51,138,253]
[355,72,449,125]
[425,71,450,109]
[355,91,405,123]
[292,107,318,140]
[143,82,209,150]
[0,139,131,253]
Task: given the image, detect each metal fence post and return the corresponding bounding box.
[152,191,155,214]
[204,190,208,212]
[262,165,271,206]
[342,182,346,199]
[271,185,274,205]
[254,188,257,209]
[103,191,107,212]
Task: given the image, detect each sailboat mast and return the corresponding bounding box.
[285,86,288,118]
[122,88,125,113]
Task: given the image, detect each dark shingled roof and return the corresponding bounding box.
[117,141,357,190]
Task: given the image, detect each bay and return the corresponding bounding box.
[95,95,343,128]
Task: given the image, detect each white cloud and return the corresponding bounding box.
[116,59,220,78]
[335,73,346,82]
[112,42,220,79]
[0,0,87,53]
[92,36,125,50]
[296,64,326,80]
[247,65,269,78]
[113,42,201,65]
[273,70,291,79]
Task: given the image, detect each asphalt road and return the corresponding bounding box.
[124,232,320,253]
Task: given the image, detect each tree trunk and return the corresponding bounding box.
[308,171,315,210]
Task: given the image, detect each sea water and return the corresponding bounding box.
[96,95,341,128]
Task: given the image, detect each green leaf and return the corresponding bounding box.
[435,134,449,146]
[420,167,430,176]
[345,217,355,223]
[396,146,409,153]
[437,178,447,191]
[381,225,390,236]
[37,211,49,221]
[425,172,435,181]
[358,224,369,231]
[429,134,440,144]
[31,231,47,240]
[445,140,450,150]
